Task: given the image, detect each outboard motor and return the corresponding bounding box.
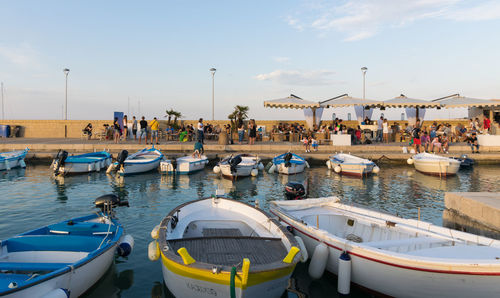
[284,152,293,168]
[54,150,68,176]
[171,158,177,171]
[94,194,129,213]
[229,155,242,174]
[284,182,306,200]
[117,150,128,170]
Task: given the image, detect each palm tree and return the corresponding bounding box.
[164,109,175,125]
[234,105,249,126]
[172,111,182,126]
[228,111,238,133]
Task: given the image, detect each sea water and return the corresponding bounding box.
[1,163,499,297]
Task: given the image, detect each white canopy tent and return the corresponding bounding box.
[383,94,442,125]
[432,95,500,108]
[320,94,383,123]
[263,94,322,128]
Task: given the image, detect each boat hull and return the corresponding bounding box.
[0,149,28,171]
[329,160,374,177]
[56,157,112,174]
[220,163,256,179]
[120,159,161,175]
[413,160,460,176]
[277,162,306,175]
[161,157,208,174]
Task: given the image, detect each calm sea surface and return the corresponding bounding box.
[1,163,500,297]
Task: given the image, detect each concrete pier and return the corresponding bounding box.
[443,192,500,239]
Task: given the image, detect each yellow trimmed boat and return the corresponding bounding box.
[148,196,302,297]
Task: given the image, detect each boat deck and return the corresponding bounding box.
[169,228,287,266]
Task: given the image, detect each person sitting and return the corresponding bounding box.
[467,132,479,153]
[431,135,442,153]
[441,133,449,153]
[420,131,430,152]
[179,128,188,142]
[82,123,92,139]
[193,140,204,158]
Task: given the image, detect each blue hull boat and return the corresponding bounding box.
[52,151,113,176]
[269,152,308,174]
[0,195,133,298]
[0,148,28,171]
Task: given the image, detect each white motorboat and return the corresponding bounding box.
[0,148,28,171]
[270,197,500,298]
[326,153,379,177]
[107,148,163,176]
[160,155,208,174]
[148,196,302,298]
[52,150,112,176]
[213,154,263,179]
[269,152,308,175]
[408,152,461,176]
[0,195,133,298]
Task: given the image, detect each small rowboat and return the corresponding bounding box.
[213,154,263,179]
[269,152,308,175]
[160,155,209,174]
[270,197,500,297]
[0,148,28,171]
[52,151,112,176]
[407,152,461,176]
[108,148,163,176]
[148,196,302,298]
[326,153,379,177]
[0,195,134,298]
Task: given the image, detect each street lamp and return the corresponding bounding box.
[361,67,367,100]
[210,68,216,121]
[63,68,70,120]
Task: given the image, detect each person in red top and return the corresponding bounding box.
[484,117,491,132]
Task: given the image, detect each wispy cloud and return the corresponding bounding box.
[273,56,291,64]
[254,69,335,86]
[286,0,500,41]
[0,43,40,68]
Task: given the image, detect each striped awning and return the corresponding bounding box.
[320,95,382,108]
[434,95,500,108]
[263,94,320,109]
[383,95,441,108]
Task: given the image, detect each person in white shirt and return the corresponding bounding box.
[197,118,204,144]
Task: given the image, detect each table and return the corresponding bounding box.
[331,134,351,146]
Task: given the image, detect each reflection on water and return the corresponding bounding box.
[1,164,500,297]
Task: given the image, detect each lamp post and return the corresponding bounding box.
[63,68,70,120]
[361,67,367,100]
[210,68,216,121]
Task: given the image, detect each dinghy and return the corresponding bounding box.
[0,148,28,171]
[269,152,308,175]
[0,194,134,298]
[326,153,379,177]
[213,154,263,179]
[160,155,208,174]
[107,148,163,176]
[407,152,461,176]
[52,150,112,176]
[148,195,302,298]
[270,197,500,298]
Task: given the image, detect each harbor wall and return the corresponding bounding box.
[0,119,469,139]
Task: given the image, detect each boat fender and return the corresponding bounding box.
[148,241,160,261]
[265,161,273,171]
[305,161,310,168]
[88,163,94,172]
[258,162,264,170]
[372,166,380,174]
[294,236,309,262]
[250,168,258,177]
[268,164,276,174]
[41,288,70,298]
[334,165,342,173]
[151,225,160,239]
[19,159,26,168]
[407,158,414,165]
[213,165,221,174]
[326,160,332,169]
[286,226,293,233]
[337,251,351,295]
[117,234,134,257]
[308,243,329,279]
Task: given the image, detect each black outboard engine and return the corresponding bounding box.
[171,158,177,171]
[284,152,293,168]
[284,182,306,200]
[54,150,69,175]
[94,194,129,214]
[229,155,242,174]
[117,150,128,170]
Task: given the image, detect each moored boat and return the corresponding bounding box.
[270,197,500,298]
[0,148,28,171]
[213,154,263,179]
[269,152,308,175]
[52,150,112,176]
[160,155,208,174]
[408,152,461,176]
[326,153,379,177]
[0,194,133,298]
[148,195,302,298]
[107,148,163,176]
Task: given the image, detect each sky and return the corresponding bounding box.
[1,0,500,121]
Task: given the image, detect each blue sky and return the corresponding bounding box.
[1,0,500,120]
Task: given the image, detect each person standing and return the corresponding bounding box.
[382,118,389,143]
[237,123,245,144]
[197,118,204,144]
[113,117,121,143]
[132,116,138,141]
[248,119,257,145]
[484,117,491,133]
[139,116,148,144]
[150,117,160,145]
[122,115,128,140]
[376,116,383,142]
